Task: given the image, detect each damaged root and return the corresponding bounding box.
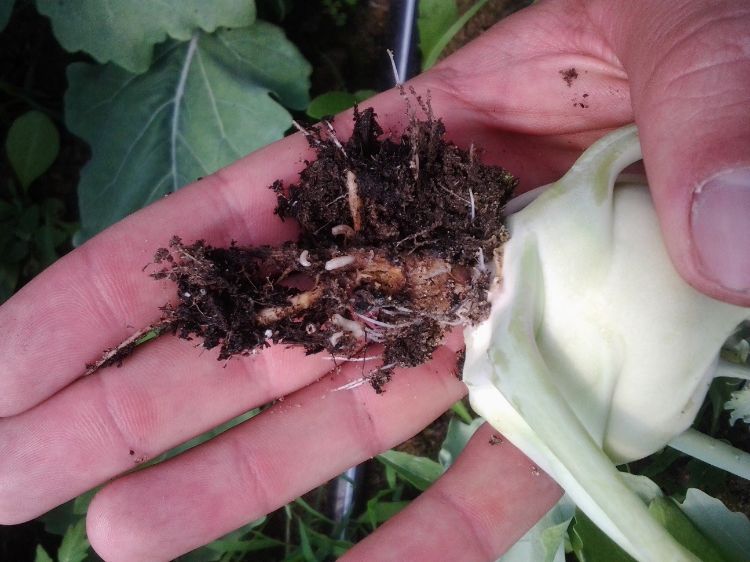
[92,105,516,392]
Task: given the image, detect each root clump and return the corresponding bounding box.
[145,104,516,391]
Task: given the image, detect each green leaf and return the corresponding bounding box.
[298,520,315,562]
[293,498,334,524]
[449,399,474,423]
[419,0,489,70]
[307,91,357,119]
[57,519,90,562]
[418,0,457,67]
[354,89,377,102]
[178,518,270,561]
[384,463,397,489]
[500,496,575,562]
[358,499,409,528]
[438,416,483,469]
[564,472,662,562]
[66,23,311,242]
[0,0,14,33]
[72,488,99,515]
[40,500,81,537]
[34,545,54,562]
[299,523,353,558]
[34,223,60,267]
[570,510,636,562]
[144,408,259,469]
[5,110,60,191]
[726,385,750,425]
[648,497,726,562]
[36,0,256,73]
[377,450,442,492]
[678,488,750,562]
[618,472,663,504]
[306,89,377,120]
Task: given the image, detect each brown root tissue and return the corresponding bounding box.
[150,104,516,391]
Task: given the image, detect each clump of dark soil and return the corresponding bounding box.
[560,67,578,87]
[95,101,516,391]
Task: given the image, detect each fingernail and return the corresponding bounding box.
[691,168,750,294]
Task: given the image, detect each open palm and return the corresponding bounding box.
[1,1,747,560]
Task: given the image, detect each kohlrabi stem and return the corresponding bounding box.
[715,359,750,380]
[668,429,750,480]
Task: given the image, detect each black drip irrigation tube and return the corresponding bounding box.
[326,0,421,539]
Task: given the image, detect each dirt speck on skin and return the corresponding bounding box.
[489,434,503,445]
[454,349,466,380]
[102,97,516,392]
[560,67,578,87]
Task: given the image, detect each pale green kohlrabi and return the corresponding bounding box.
[462,125,750,562]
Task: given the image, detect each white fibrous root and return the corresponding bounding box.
[331,313,365,339]
[354,312,401,329]
[325,120,347,157]
[323,355,382,362]
[325,255,356,271]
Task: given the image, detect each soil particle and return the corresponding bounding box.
[124,101,515,391]
[560,67,578,87]
[489,434,503,445]
[454,349,466,380]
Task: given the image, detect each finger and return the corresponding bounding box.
[422,0,633,188]
[342,424,562,561]
[0,74,453,417]
[0,336,340,524]
[85,344,466,562]
[0,132,310,417]
[0,90,415,417]
[589,0,750,305]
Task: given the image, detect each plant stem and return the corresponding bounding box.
[715,359,750,380]
[668,429,750,480]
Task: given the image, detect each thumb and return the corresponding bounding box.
[591,0,750,305]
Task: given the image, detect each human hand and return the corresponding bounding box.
[1,1,747,560]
